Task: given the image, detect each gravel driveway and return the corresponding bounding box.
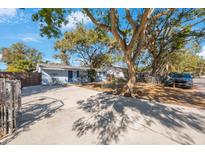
[1,85,205,145]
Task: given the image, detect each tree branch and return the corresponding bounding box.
[152,9,175,20]
[125,8,137,30]
[128,8,154,51]
[83,9,111,32]
[110,8,126,51]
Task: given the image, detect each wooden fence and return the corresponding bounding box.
[0,72,41,88]
[0,79,21,139]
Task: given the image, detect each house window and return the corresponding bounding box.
[77,71,80,77]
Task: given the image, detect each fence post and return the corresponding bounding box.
[2,79,7,135]
[7,82,14,134]
[0,79,21,138]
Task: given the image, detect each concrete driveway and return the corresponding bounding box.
[1,85,205,145]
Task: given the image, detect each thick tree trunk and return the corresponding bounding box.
[151,65,157,77]
[151,58,162,84]
[122,56,136,97]
[151,60,158,77]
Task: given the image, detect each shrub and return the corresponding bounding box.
[87,69,97,82]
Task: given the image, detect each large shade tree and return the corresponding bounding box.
[33,8,175,96]
[54,26,113,68]
[1,43,43,72]
[145,9,205,77]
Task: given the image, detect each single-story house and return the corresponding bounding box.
[37,63,127,85]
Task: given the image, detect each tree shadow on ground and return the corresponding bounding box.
[0,96,64,145]
[79,82,205,108]
[72,93,205,145]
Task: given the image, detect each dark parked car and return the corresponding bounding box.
[165,72,193,88]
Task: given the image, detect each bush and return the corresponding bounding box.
[112,77,127,84]
[87,69,97,82]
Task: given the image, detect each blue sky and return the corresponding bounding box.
[0,8,205,70]
[0,8,93,70]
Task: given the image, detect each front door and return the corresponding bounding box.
[68,70,73,81]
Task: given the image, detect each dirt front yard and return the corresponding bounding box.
[1,84,205,145]
[78,80,205,109]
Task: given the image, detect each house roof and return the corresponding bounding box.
[37,63,128,72]
[37,63,91,71]
[111,65,128,70]
[98,65,128,72]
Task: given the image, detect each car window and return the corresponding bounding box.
[173,73,191,78]
[173,73,182,78]
[183,74,192,78]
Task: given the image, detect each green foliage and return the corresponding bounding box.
[111,54,124,64]
[91,53,112,68]
[145,8,205,76]
[168,51,205,74]
[55,26,114,68]
[55,26,110,50]
[1,43,43,72]
[87,69,97,82]
[53,50,70,65]
[32,8,205,81]
[32,8,67,38]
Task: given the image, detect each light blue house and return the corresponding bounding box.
[37,63,127,85]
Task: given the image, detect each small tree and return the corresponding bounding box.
[1,43,43,72]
